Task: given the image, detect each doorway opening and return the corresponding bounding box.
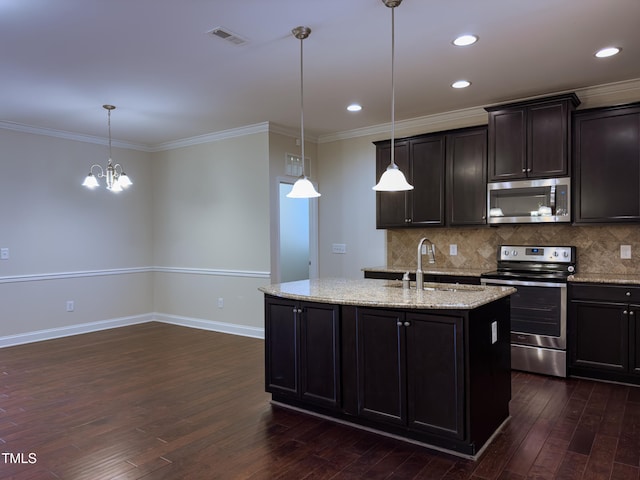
[278,180,318,283]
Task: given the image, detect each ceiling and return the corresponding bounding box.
[2,0,639,148]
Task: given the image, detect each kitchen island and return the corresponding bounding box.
[259,278,515,459]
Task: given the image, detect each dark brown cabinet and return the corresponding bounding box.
[486,93,579,181]
[354,308,465,439]
[446,127,487,225]
[265,293,511,456]
[569,283,640,383]
[264,296,341,409]
[375,126,487,228]
[375,135,445,228]
[573,103,640,223]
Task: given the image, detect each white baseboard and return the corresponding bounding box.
[0,314,153,348]
[0,313,264,348]
[153,313,264,339]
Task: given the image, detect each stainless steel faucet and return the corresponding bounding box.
[416,237,436,289]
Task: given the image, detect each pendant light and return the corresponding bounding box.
[287,26,321,199]
[82,105,132,192]
[373,0,413,192]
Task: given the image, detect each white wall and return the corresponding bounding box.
[0,128,154,342]
[151,132,271,334]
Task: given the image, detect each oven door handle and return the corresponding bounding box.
[481,278,566,288]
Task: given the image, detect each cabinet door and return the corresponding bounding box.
[488,108,526,181]
[569,300,629,372]
[300,302,341,408]
[265,297,299,396]
[356,308,406,426]
[630,305,640,375]
[528,101,570,178]
[410,135,445,226]
[573,106,640,223]
[446,127,487,225]
[375,140,410,228]
[405,313,465,440]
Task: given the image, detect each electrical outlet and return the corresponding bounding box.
[621,245,632,259]
[0,248,8,260]
[217,297,224,308]
[332,243,346,254]
[66,300,74,312]
[449,244,458,256]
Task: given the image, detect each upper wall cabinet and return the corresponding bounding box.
[573,103,640,223]
[486,93,580,182]
[446,127,487,226]
[375,134,446,228]
[375,126,487,229]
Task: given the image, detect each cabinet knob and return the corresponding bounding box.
[626,291,631,297]
[522,168,526,173]
[631,311,635,316]
[527,168,531,172]
[397,321,403,326]
[404,321,411,327]
[623,310,628,315]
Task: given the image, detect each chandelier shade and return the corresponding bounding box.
[82,105,132,192]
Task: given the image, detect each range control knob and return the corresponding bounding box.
[503,250,509,256]
[568,266,575,273]
[553,251,559,257]
[512,250,518,256]
[563,251,570,258]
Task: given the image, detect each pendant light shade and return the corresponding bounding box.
[287,26,320,199]
[82,105,132,193]
[373,0,413,192]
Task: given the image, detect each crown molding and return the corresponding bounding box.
[3,78,638,150]
[317,77,640,144]
[0,120,152,152]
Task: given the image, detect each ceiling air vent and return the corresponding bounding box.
[207,27,248,46]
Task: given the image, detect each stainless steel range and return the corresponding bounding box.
[481,245,576,377]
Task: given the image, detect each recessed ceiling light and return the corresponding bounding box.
[595,46,621,58]
[452,34,478,47]
[347,103,362,112]
[451,80,471,89]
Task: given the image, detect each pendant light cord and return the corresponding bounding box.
[299,33,306,177]
[390,5,396,168]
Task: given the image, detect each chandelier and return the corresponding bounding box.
[82,105,132,192]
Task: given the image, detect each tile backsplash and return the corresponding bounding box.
[387,224,639,274]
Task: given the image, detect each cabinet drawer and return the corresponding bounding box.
[570,283,640,303]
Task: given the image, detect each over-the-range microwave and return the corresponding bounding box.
[487,177,571,224]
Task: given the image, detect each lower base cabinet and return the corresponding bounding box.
[569,283,640,383]
[355,308,464,440]
[264,294,511,456]
[264,296,340,409]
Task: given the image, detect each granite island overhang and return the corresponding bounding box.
[259,278,516,459]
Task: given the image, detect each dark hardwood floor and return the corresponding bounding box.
[0,322,639,479]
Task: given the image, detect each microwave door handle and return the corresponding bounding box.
[550,185,556,208]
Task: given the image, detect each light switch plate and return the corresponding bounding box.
[449,244,458,256]
[0,248,8,260]
[621,245,632,259]
[332,243,346,254]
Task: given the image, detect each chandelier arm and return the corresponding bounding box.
[89,164,105,177]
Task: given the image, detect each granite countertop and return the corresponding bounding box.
[363,266,488,277]
[259,278,515,310]
[365,266,640,285]
[568,273,640,285]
